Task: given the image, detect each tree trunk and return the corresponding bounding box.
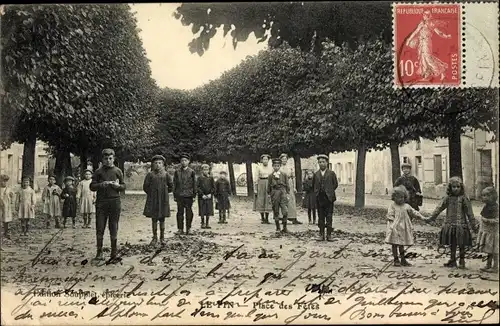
[227,160,237,195]
[245,160,254,197]
[91,151,100,172]
[117,157,125,174]
[390,141,401,186]
[80,150,88,178]
[22,133,36,189]
[448,126,463,180]
[355,144,367,208]
[293,153,303,193]
[54,149,71,187]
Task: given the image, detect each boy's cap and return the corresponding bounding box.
[151,155,166,163]
[317,154,329,161]
[272,158,282,165]
[260,154,271,160]
[0,174,9,181]
[219,171,227,175]
[179,153,191,160]
[102,148,115,156]
[83,169,93,174]
[401,162,412,168]
[201,164,210,169]
[64,176,75,182]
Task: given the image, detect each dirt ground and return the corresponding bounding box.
[1,194,499,325]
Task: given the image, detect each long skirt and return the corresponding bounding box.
[198,198,214,216]
[253,179,272,212]
[302,192,317,209]
[286,179,297,219]
[439,224,472,247]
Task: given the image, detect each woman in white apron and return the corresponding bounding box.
[253,154,273,224]
[280,153,302,225]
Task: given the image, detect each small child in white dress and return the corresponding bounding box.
[77,169,96,228]
[1,174,15,239]
[386,186,426,266]
[16,176,36,236]
[42,175,62,228]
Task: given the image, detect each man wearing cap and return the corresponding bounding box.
[394,162,422,211]
[173,153,197,235]
[90,148,126,261]
[267,158,290,233]
[313,154,338,241]
[143,154,173,246]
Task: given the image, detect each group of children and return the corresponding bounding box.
[385,164,499,273]
[142,153,232,245]
[0,169,96,238]
[1,151,498,273]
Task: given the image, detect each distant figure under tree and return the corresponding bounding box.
[394,162,423,211]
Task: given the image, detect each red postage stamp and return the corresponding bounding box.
[394,4,461,87]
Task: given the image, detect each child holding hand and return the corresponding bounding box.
[386,186,427,266]
[426,177,478,269]
[477,187,499,273]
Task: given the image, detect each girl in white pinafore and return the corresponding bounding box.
[16,177,36,236]
[385,186,426,267]
[77,169,96,229]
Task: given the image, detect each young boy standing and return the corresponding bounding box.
[0,174,14,239]
[197,164,215,229]
[267,158,290,233]
[312,154,338,241]
[173,153,197,235]
[215,171,231,224]
[90,148,126,261]
[143,155,173,246]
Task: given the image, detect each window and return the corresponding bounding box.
[334,163,342,183]
[347,162,353,184]
[434,154,442,185]
[415,156,422,179]
[416,139,421,150]
[402,156,410,164]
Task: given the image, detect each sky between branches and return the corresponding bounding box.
[132,3,267,90]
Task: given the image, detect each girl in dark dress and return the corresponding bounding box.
[215,171,231,224]
[197,164,215,229]
[302,170,317,224]
[143,155,173,246]
[394,162,423,211]
[427,177,478,269]
[61,176,78,228]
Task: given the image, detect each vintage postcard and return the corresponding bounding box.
[1,2,499,326]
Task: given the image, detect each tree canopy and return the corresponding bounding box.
[173,2,392,56]
[1,4,158,161]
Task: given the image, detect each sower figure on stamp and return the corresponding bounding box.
[394,162,422,211]
[267,158,290,233]
[313,154,338,242]
[143,155,173,247]
[90,148,126,262]
[173,153,197,235]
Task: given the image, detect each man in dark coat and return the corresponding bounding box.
[394,162,422,211]
[173,153,197,235]
[312,154,338,241]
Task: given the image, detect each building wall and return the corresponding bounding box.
[328,130,498,200]
[0,141,50,191]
